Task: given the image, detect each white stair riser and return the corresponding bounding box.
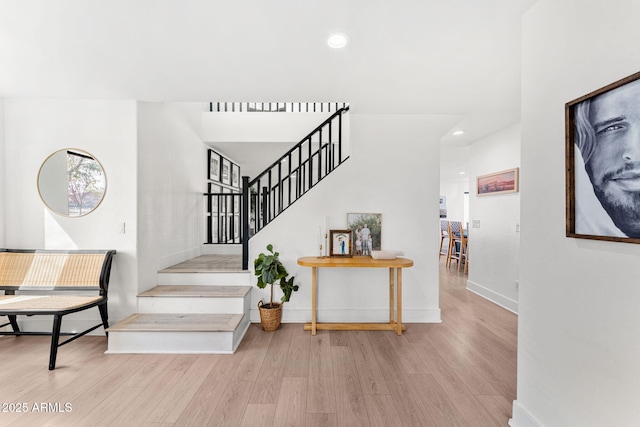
[200,244,242,255]
[138,295,250,315]
[106,317,250,354]
[157,272,251,286]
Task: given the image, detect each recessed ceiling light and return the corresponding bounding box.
[452,130,464,136]
[459,171,466,175]
[327,33,349,49]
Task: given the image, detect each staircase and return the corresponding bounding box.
[106,255,251,354]
[204,103,350,269]
[108,104,350,354]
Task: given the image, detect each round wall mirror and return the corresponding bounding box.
[37,149,107,217]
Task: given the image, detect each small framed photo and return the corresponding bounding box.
[221,158,231,185]
[476,168,519,196]
[347,213,381,256]
[329,229,353,257]
[566,71,640,243]
[231,164,240,189]
[208,150,221,182]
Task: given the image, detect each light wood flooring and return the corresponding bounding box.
[0,258,517,426]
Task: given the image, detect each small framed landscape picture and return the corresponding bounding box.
[208,150,221,182]
[476,168,519,196]
[329,229,354,257]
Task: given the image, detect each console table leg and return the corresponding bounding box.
[312,266,317,336]
[396,268,403,335]
[389,268,394,324]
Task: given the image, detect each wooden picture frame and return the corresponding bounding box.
[476,168,519,196]
[347,213,381,256]
[329,229,353,257]
[566,70,640,243]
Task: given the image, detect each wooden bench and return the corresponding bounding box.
[0,249,116,370]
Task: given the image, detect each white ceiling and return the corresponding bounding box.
[0,0,536,144]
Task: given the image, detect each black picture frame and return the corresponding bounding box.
[566,70,640,243]
[208,149,221,182]
[231,164,240,189]
[221,158,231,185]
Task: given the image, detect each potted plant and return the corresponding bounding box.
[254,244,299,331]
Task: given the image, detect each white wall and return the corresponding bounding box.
[3,99,138,327]
[249,114,457,324]
[439,179,468,223]
[468,124,520,313]
[136,102,206,294]
[514,1,640,426]
[440,143,470,227]
[202,112,331,143]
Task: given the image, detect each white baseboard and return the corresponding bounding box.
[466,280,518,314]
[157,247,202,271]
[250,308,442,324]
[509,400,543,427]
[200,244,242,255]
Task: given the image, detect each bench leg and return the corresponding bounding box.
[98,304,109,336]
[49,315,63,371]
[8,315,20,332]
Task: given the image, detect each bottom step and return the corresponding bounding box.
[106,313,250,354]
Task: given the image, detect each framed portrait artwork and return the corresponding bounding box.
[347,213,381,256]
[208,150,221,182]
[476,168,519,196]
[566,70,640,243]
[329,229,353,257]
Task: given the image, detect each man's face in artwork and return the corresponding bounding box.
[584,80,640,237]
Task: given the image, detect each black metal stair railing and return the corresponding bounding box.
[203,105,350,269]
[209,102,348,113]
[241,106,350,268]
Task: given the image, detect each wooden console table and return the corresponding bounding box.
[297,256,414,336]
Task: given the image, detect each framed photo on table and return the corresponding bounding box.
[347,213,382,256]
[329,229,353,257]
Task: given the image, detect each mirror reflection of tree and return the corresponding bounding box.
[67,151,105,216]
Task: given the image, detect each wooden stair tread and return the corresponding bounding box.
[158,255,244,273]
[107,313,244,332]
[138,285,251,298]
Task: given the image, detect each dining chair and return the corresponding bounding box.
[446,221,462,268]
[457,226,468,273]
[439,220,449,258]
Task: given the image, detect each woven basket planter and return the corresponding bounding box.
[258,300,282,332]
